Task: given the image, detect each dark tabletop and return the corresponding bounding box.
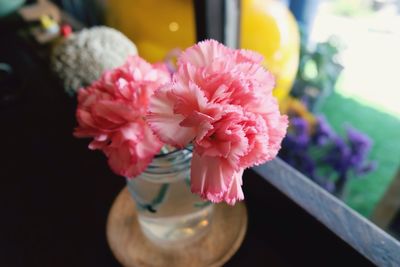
[0,26,375,267]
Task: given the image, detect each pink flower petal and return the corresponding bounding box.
[172,82,208,115]
[147,85,196,147]
[92,100,139,126]
[74,55,170,178]
[105,123,162,178]
[75,109,97,133]
[105,140,135,176]
[190,151,234,202]
[266,114,289,160]
[88,139,108,150]
[106,141,153,178]
[223,169,244,205]
[179,110,213,127]
[135,123,163,159]
[178,39,231,67]
[234,49,264,64]
[145,40,288,204]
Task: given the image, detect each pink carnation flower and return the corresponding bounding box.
[74,56,170,178]
[148,40,288,205]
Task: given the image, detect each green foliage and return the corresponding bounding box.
[291,28,344,111]
[330,0,374,17]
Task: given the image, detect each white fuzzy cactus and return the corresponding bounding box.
[51,26,138,95]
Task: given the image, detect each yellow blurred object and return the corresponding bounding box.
[241,0,300,102]
[39,14,56,30]
[106,0,195,63]
[106,0,299,102]
[280,97,316,127]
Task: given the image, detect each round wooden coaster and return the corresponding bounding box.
[106,187,248,267]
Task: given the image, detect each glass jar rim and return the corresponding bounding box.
[154,145,192,158]
[136,145,192,183]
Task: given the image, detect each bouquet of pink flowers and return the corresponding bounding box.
[74,40,288,205]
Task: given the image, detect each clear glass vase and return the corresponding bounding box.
[126,147,214,247]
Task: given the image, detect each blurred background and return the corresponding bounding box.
[1,0,399,237]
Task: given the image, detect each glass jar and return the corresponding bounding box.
[127,147,214,246]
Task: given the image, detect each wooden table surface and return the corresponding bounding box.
[0,28,375,267]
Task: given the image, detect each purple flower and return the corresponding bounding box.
[279,117,317,180]
[322,127,376,180]
[280,114,377,197]
[346,126,376,175]
[290,117,310,146]
[323,137,349,173]
[312,115,335,145]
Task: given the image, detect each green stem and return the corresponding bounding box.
[128,183,170,213]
